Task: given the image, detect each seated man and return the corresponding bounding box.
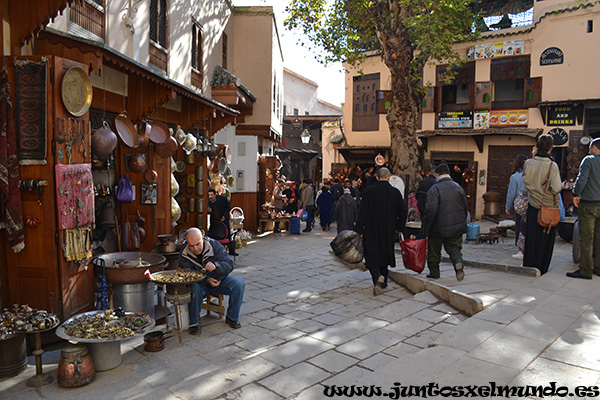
[178,227,245,335]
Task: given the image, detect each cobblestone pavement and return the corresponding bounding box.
[1,220,599,400]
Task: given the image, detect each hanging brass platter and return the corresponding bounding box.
[61,67,93,117]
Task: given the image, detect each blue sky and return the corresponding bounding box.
[233,0,345,107]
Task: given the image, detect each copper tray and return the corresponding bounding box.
[61,67,93,117]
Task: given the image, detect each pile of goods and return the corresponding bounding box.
[62,309,151,340]
[0,305,60,339]
[149,269,205,284]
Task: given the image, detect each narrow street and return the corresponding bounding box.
[2,222,599,399]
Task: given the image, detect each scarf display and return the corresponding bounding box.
[0,66,25,253]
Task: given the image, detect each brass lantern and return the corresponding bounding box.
[170,174,179,197]
[171,197,181,223]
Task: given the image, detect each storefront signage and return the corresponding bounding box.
[548,128,569,146]
[438,111,473,129]
[291,118,302,130]
[467,39,525,60]
[548,105,575,125]
[489,110,529,127]
[540,47,564,66]
[474,111,490,129]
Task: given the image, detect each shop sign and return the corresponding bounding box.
[548,105,575,126]
[291,118,302,130]
[467,39,525,60]
[548,128,569,146]
[489,110,529,127]
[540,47,564,66]
[474,111,490,129]
[438,111,473,129]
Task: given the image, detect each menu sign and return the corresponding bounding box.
[474,111,490,129]
[548,105,575,126]
[438,111,473,129]
[467,39,525,60]
[489,110,529,127]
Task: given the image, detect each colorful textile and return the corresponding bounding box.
[0,66,25,252]
[14,58,47,165]
[55,163,94,230]
[64,226,92,261]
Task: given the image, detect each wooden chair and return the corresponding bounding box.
[202,292,225,319]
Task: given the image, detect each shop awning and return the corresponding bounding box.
[7,0,75,52]
[336,146,390,164]
[35,28,239,125]
[275,148,318,160]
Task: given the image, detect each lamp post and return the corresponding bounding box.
[300,129,311,144]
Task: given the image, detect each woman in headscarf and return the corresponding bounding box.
[316,186,335,231]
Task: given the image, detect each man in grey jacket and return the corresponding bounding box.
[568,138,600,279]
[421,164,468,281]
[300,179,315,232]
[179,228,245,334]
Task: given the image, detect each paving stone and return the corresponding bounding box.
[511,356,600,388]
[502,309,576,343]
[383,342,422,358]
[468,331,549,370]
[337,338,387,360]
[308,350,359,373]
[473,301,530,324]
[359,352,398,371]
[255,316,297,330]
[533,293,592,318]
[258,362,330,398]
[411,308,453,324]
[223,384,284,400]
[413,290,442,304]
[403,330,442,349]
[433,317,505,351]
[433,355,519,386]
[542,329,600,371]
[309,317,388,345]
[259,336,334,367]
[382,317,435,338]
[428,322,459,334]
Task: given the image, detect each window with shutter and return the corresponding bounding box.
[191,21,203,89]
[149,0,168,71]
[352,73,380,131]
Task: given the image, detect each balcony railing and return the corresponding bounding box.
[70,0,105,40]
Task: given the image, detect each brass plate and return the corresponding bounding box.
[61,67,93,117]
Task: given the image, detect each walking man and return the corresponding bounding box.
[421,163,468,281]
[300,179,315,232]
[567,138,600,279]
[356,167,407,295]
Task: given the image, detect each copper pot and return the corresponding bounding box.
[128,153,147,173]
[115,114,139,148]
[144,331,172,352]
[155,136,178,158]
[138,121,151,149]
[91,121,118,157]
[145,169,158,182]
[57,345,95,388]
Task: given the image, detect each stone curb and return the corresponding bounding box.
[388,270,483,317]
[329,251,483,316]
[441,256,541,277]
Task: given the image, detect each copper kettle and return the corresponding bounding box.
[91,121,118,157]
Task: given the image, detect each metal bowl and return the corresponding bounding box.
[92,252,166,285]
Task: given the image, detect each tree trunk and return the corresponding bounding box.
[382,28,422,191]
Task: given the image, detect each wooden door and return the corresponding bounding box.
[487,145,533,211]
[53,57,95,320]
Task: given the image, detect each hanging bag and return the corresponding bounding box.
[537,163,561,234]
[116,174,134,202]
[120,213,141,250]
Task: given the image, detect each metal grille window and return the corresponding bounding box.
[150,0,167,48]
[191,22,202,70]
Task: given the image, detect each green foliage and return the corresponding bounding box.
[285,0,479,88]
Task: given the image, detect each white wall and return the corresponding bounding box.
[214,126,258,193]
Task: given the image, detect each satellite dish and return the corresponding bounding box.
[389,175,405,196]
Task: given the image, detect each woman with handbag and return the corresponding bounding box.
[522,134,562,274]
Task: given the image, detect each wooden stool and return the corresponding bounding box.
[477,232,502,245]
[490,226,509,237]
[202,292,225,319]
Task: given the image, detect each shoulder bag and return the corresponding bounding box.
[537,163,561,234]
[514,185,528,216]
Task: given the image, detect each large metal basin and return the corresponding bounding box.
[93,252,167,284]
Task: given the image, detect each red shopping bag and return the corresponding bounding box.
[399,237,428,274]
